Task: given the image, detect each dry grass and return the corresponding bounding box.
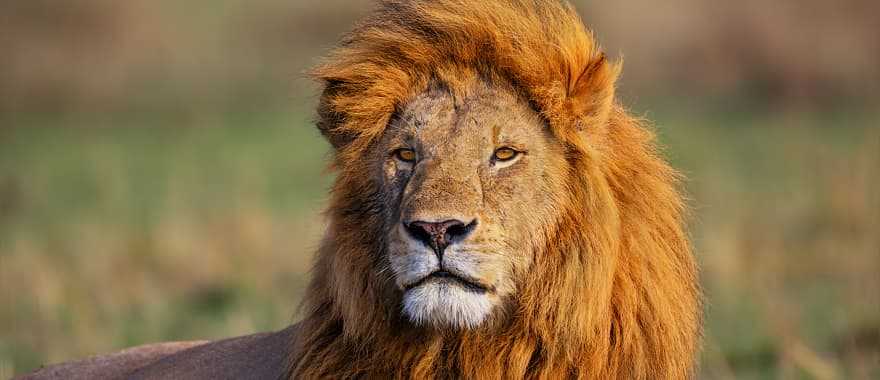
[664,109,880,379]
[1,108,878,378]
[0,115,329,375]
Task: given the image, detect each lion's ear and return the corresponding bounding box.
[316,80,357,150]
[567,54,621,130]
[316,111,355,151]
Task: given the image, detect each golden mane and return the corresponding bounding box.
[291,0,702,378]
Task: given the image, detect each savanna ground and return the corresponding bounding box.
[1,1,879,378]
[2,105,877,379]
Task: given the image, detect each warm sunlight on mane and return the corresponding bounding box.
[292,0,702,378]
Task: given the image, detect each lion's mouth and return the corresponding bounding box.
[404,270,491,293]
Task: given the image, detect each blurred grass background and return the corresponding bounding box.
[0,1,878,378]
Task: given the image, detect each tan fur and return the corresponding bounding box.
[293,0,702,379]
[19,1,701,379]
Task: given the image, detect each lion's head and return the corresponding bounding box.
[383,80,570,329]
[291,0,701,378]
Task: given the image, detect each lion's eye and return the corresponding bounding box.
[394,148,417,163]
[493,147,518,162]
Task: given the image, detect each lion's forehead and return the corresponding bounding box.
[392,81,546,158]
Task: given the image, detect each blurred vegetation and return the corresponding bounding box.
[1,1,878,378]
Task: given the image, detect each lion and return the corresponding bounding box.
[20,0,701,379]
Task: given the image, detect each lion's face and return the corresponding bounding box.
[374,80,569,329]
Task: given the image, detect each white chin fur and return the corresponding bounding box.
[402,281,493,329]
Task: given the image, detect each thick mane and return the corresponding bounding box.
[312,0,617,157]
[292,0,702,378]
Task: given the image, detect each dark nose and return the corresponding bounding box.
[404,219,477,257]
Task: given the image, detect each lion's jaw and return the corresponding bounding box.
[379,80,569,330]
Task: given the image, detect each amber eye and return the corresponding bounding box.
[394,148,417,162]
[493,147,518,162]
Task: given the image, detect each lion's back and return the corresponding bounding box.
[17,325,298,380]
[16,341,208,380]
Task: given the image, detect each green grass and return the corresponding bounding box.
[0,110,331,375]
[1,108,877,378]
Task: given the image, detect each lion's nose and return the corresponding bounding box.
[404,219,477,257]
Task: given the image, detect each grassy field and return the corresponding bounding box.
[1,107,878,378]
